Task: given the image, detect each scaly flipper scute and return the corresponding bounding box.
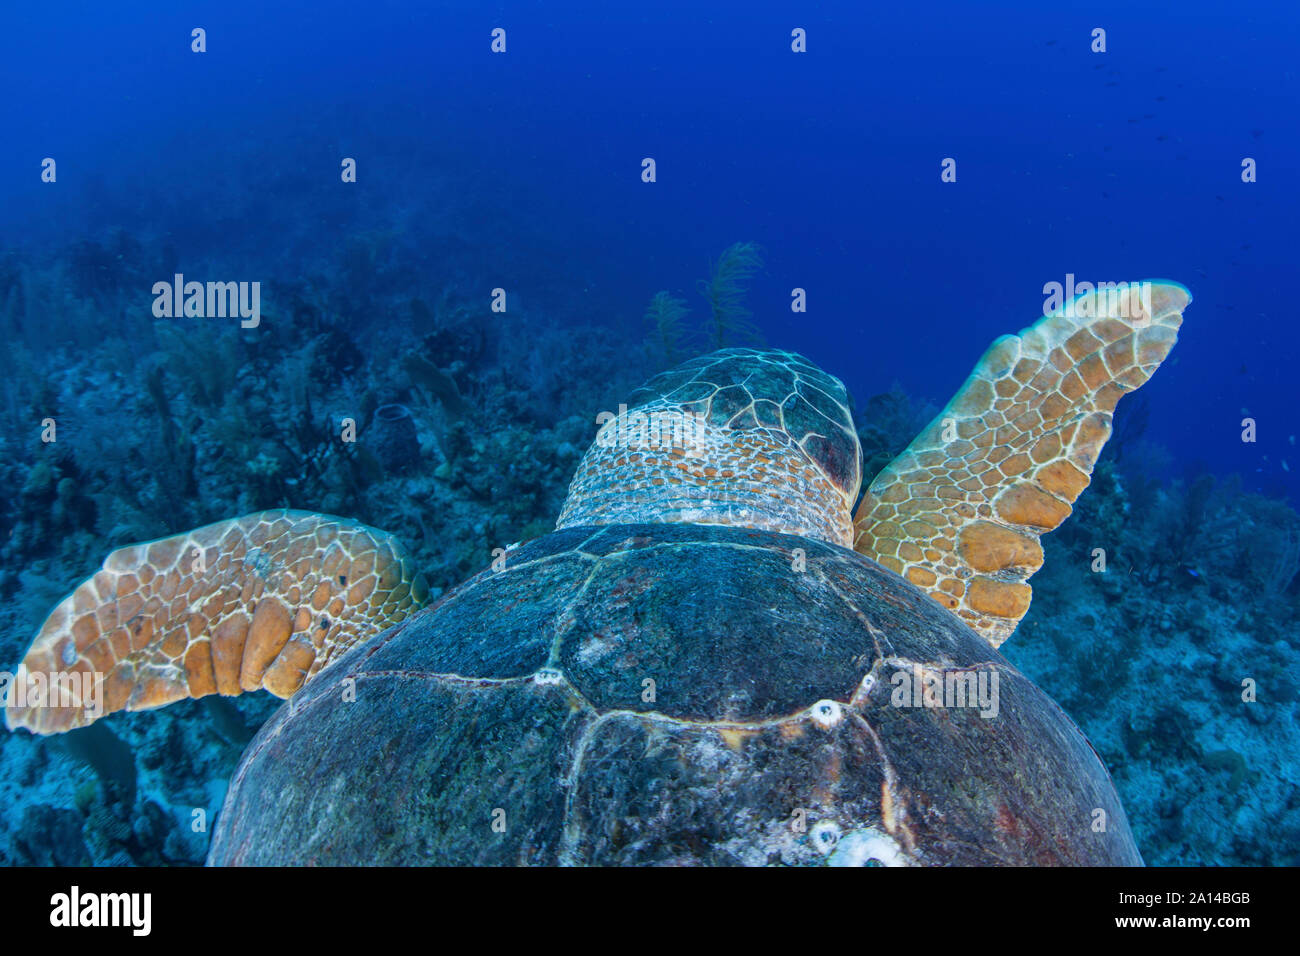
[853,281,1190,647]
[4,510,428,735]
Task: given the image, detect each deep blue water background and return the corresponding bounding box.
[3,0,1297,500]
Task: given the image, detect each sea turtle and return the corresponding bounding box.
[4,281,1190,866]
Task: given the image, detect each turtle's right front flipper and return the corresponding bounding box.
[854,281,1190,648]
[3,509,427,735]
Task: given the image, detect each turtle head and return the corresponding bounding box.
[557,348,862,546]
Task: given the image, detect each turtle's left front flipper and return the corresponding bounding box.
[4,510,428,735]
[854,281,1190,648]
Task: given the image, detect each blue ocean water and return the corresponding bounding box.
[0,1,1296,866]
[5,2,1297,495]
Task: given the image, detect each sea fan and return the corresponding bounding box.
[644,290,691,363]
[697,241,764,349]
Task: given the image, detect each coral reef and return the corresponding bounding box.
[1004,455,1300,865]
[0,222,1294,866]
[0,217,657,864]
